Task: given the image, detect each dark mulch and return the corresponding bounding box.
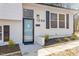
[0,44,21,55]
[45,36,71,46]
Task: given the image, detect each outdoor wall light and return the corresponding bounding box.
[36,14,40,22]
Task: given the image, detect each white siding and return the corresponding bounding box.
[23,4,75,43]
[0,3,22,20]
[0,20,22,46]
[0,3,76,45]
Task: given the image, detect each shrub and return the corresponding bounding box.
[55,39,62,43]
[8,40,15,48]
[64,37,70,42]
[43,34,49,41]
[71,33,77,40]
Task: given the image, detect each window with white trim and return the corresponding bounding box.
[51,13,57,28]
[59,14,65,28]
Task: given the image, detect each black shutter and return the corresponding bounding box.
[46,11,50,29]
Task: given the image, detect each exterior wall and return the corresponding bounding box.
[23,4,75,44]
[0,3,76,45]
[0,3,22,20]
[0,20,22,46]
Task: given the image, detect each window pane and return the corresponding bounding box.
[51,13,57,21]
[66,14,69,29]
[59,21,65,28]
[51,13,57,28]
[23,9,34,18]
[0,26,2,40]
[51,21,57,28]
[59,14,65,28]
[59,14,65,20]
[4,25,10,42]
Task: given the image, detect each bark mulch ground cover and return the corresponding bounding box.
[0,44,22,56]
[45,37,71,46]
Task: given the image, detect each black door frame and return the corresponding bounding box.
[23,18,34,45]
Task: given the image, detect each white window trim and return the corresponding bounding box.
[50,13,58,28]
[48,12,69,29]
[59,13,65,28]
[65,14,66,29]
[57,13,59,28]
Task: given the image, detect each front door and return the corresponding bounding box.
[23,18,34,44]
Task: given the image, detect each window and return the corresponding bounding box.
[0,26,2,40]
[46,11,50,29]
[66,14,69,29]
[59,14,65,28]
[51,13,57,28]
[4,25,10,42]
[23,9,34,19]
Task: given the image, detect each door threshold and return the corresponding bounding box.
[23,42,34,45]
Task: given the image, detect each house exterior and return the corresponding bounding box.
[0,3,78,46]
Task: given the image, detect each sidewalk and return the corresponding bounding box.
[38,40,79,56]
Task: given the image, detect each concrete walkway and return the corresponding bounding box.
[38,40,79,56]
[19,43,42,56]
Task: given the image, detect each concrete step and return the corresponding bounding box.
[19,43,42,56]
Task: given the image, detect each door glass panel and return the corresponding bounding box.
[24,19,33,42]
[23,9,34,19]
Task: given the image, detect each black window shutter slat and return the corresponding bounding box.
[46,11,49,29]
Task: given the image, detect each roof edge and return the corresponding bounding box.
[37,3,78,11]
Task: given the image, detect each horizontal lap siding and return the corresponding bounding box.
[0,20,22,45]
[23,4,74,43]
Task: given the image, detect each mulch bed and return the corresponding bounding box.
[45,37,71,46]
[0,44,22,55]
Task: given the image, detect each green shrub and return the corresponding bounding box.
[71,33,77,40]
[43,34,49,41]
[55,39,62,43]
[64,37,70,42]
[8,40,15,48]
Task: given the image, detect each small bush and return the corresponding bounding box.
[64,37,70,42]
[71,33,77,40]
[8,40,15,48]
[43,34,49,41]
[55,39,62,43]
